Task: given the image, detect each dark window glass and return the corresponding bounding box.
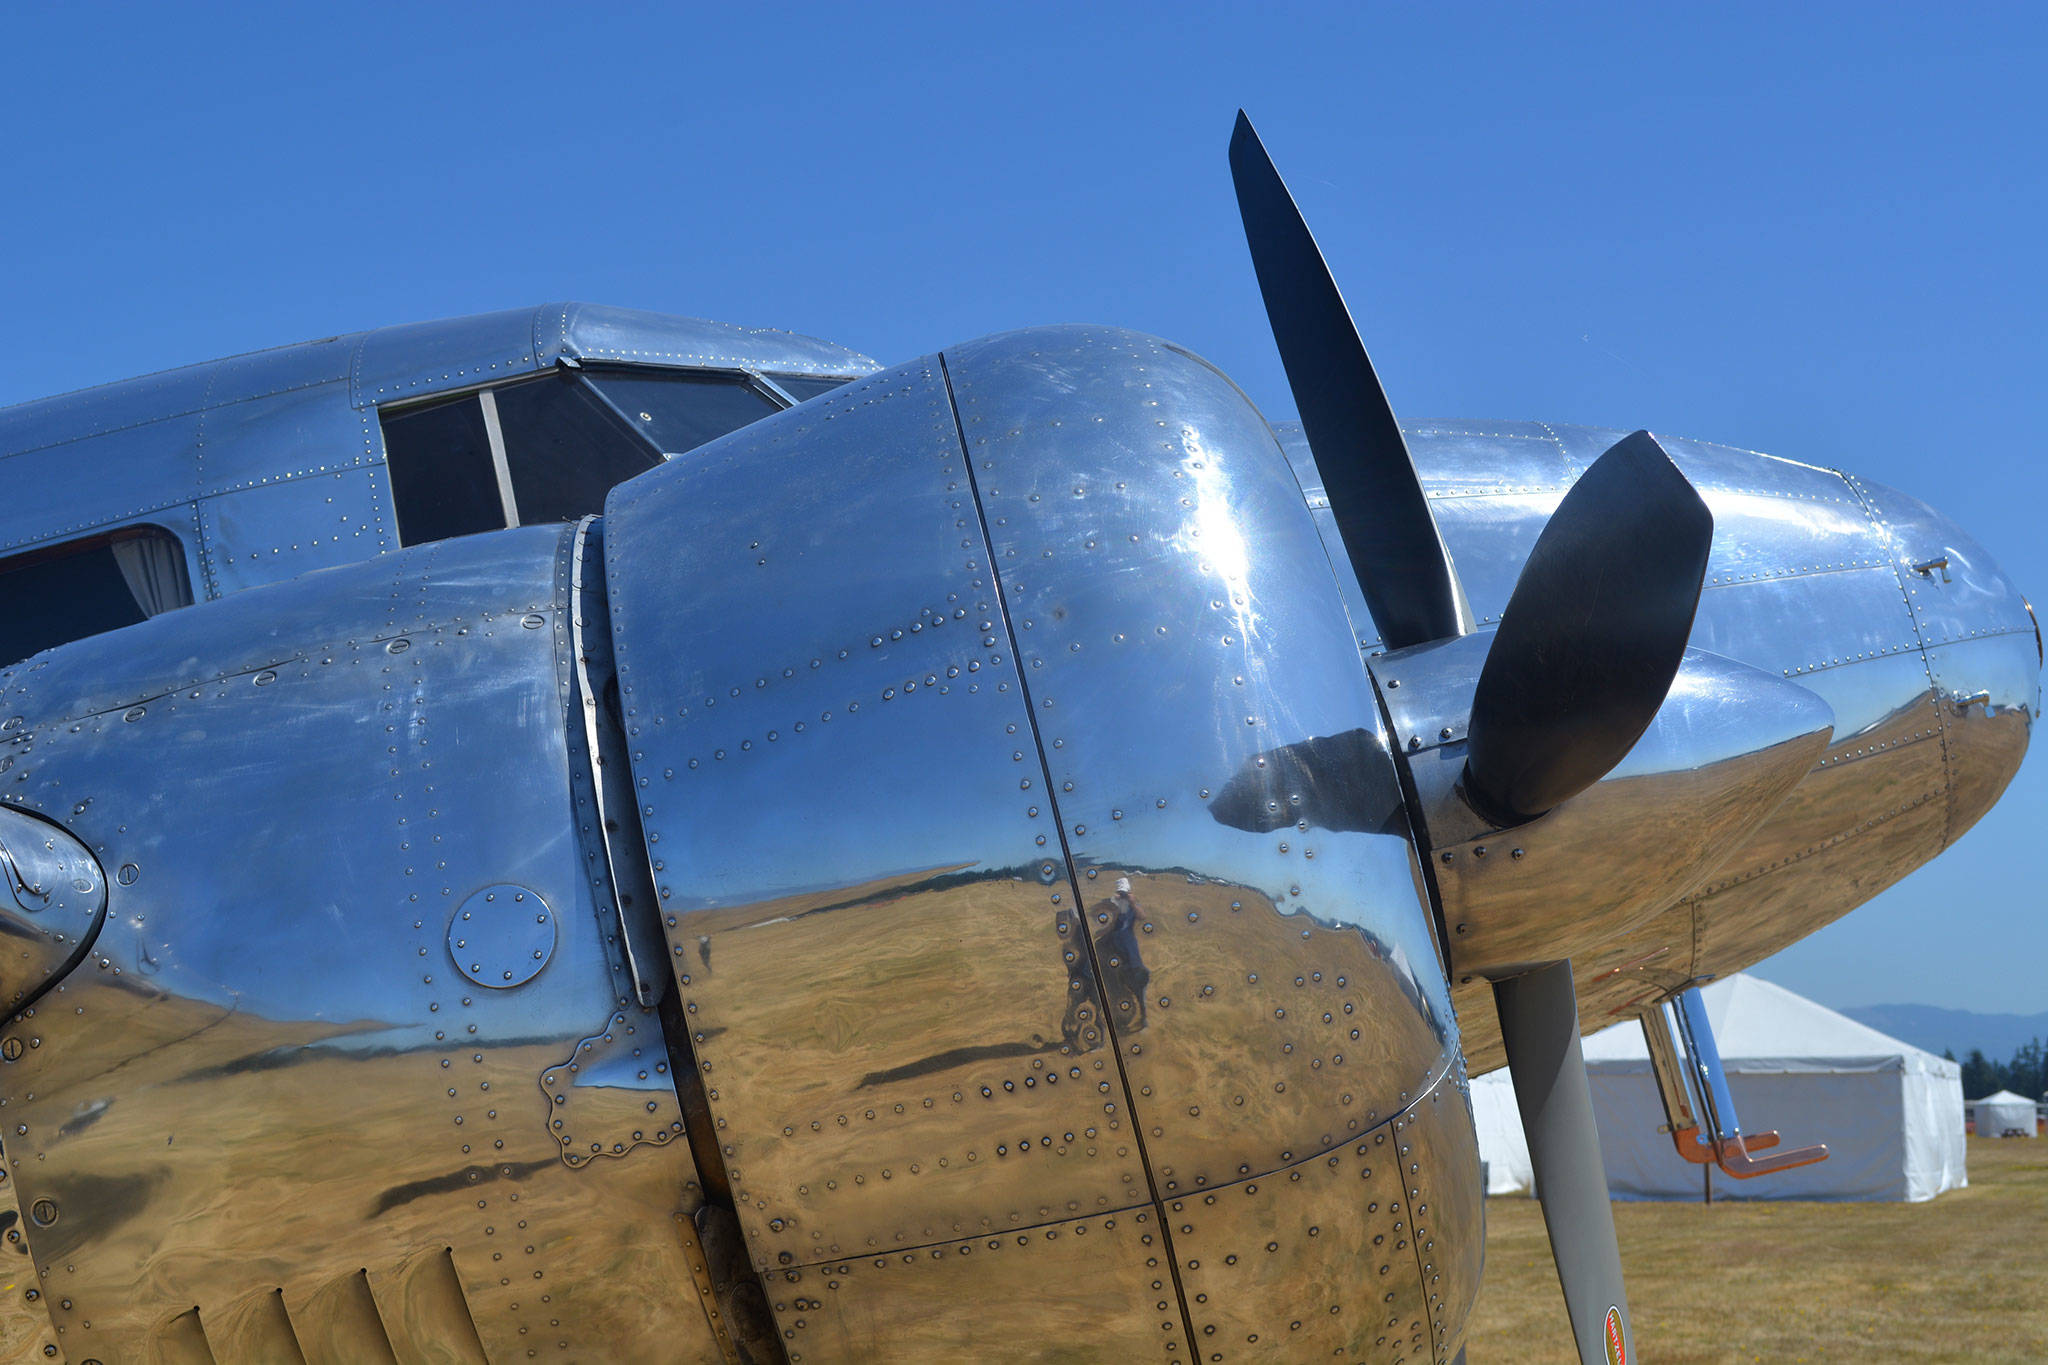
[0,526,193,668]
[765,374,854,404]
[492,374,662,526]
[383,368,793,547]
[381,393,505,546]
[584,370,779,457]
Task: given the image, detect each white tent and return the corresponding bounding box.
[1474,974,1967,1202]
[1973,1089,2037,1138]
[1470,1068,1530,1194]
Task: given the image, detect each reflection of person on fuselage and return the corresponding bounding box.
[1055,900,1102,1052]
[1096,877,1151,1032]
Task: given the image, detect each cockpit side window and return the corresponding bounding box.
[381,373,661,547]
[381,391,506,546]
[491,374,659,526]
[0,524,194,667]
[579,369,780,457]
[379,366,838,548]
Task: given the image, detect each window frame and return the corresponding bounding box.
[375,363,867,548]
[0,522,196,665]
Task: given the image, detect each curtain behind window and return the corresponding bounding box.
[111,529,194,617]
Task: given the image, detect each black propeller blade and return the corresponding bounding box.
[1229,111,1472,649]
[1496,962,1635,1365]
[1464,430,1713,822]
[1229,119,1711,1363]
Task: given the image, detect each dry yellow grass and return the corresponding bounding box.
[1463,1136,2048,1362]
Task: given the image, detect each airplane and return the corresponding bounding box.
[0,113,2031,1364]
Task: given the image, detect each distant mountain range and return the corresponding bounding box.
[1843,1003,2048,1062]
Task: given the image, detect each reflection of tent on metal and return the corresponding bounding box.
[1474,974,1967,1202]
[1973,1089,2038,1138]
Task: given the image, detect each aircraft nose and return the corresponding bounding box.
[1855,477,2038,841]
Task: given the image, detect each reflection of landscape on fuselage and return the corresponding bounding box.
[685,858,1439,1109]
[1280,418,2035,1079]
[670,852,1456,1269]
[0,958,712,1357]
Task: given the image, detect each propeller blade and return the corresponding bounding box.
[1495,961,1634,1365]
[1464,430,1712,821]
[1229,111,1472,649]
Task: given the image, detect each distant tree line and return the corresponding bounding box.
[1945,1037,2047,1099]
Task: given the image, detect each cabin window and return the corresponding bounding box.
[0,525,194,668]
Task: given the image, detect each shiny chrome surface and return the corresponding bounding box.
[0,1157,57,1362]
[0,804,106,1017]
[1282,422,2037,1069]
[605,326,1476,1361]
[942,329,1456,1181]
[0,278,2024,1359]
[1659,989,1828,1178]
[1854,477,2039,843]
[566,517,668,1007]
[0,303,878,604]
[0,527,723,1359]
[1377,643,1835,979]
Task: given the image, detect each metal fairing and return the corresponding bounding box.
[1278,423,2036,1070]
[564,517,669,1008]
[0,303,879,598]
[0,527,723,1359]
[1378,643,1835,980]
[0,1152,58,1361]
[0,806,107,1019]
[604,327,1477,1362]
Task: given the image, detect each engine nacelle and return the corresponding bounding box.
[0,327,1483,1362]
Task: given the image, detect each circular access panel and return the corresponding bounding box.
[448,884,556,988]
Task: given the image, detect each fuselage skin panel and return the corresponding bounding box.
[0,313,2030,1362]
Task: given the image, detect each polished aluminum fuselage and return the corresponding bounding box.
[1281,422,2037,1070]
[0,303,877,602]
[0,312,2031,1362]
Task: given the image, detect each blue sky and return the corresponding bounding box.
[5,5,2041,1013]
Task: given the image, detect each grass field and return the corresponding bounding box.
[1463,1136,2048,1363]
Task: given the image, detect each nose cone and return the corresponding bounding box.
[1856,478,2039,840]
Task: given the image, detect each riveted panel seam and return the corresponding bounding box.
[1839,472,1955,851]
[939,351,1201,1363]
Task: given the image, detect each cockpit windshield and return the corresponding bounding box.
[580,369,779,457]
